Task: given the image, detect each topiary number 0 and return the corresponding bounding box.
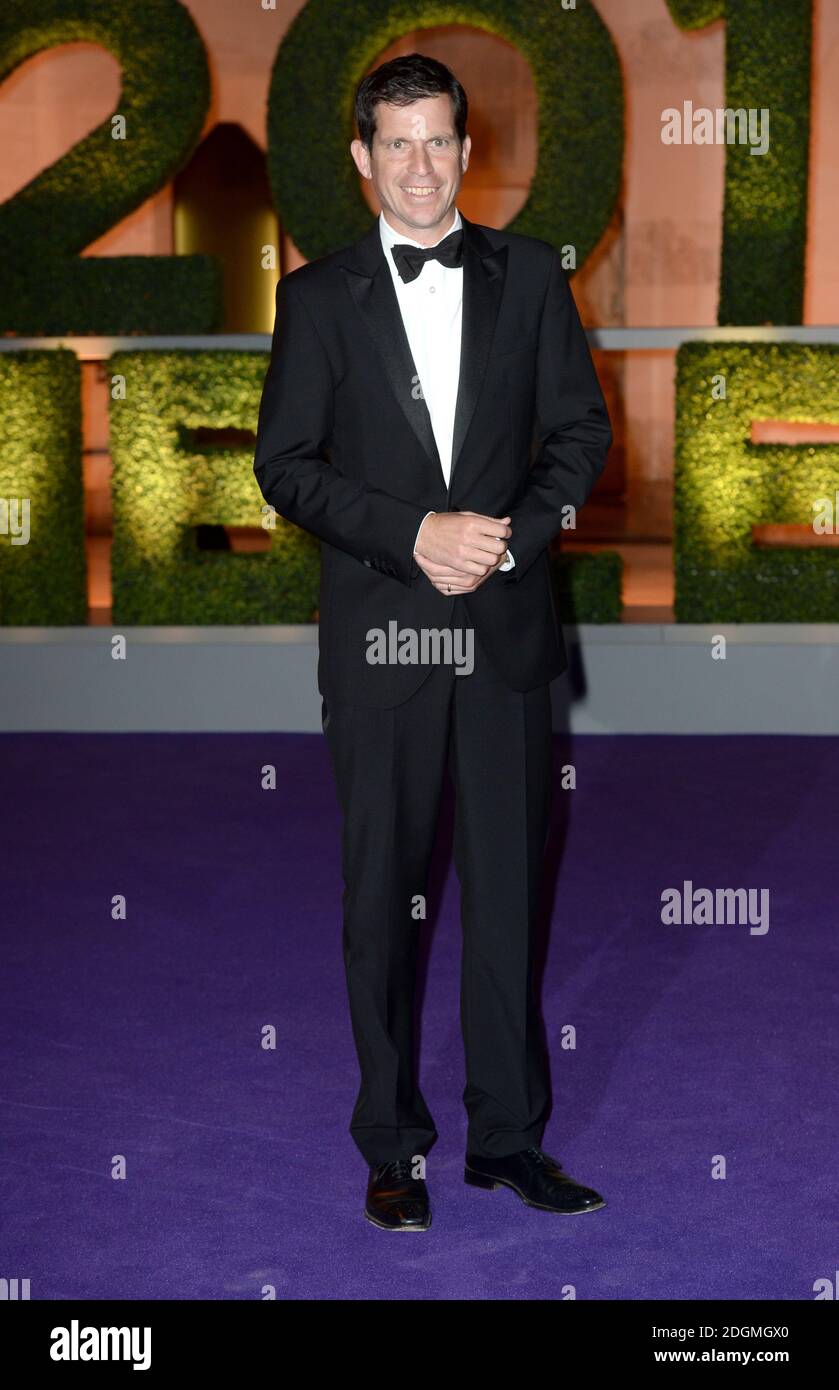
[267,0,623,267]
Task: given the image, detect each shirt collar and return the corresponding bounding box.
[379,206,463,258]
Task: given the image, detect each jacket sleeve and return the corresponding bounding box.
[253,273,431,585]
[504,250,612,582]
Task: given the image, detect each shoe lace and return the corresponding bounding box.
[382,1158,416,1184]
[523,1146,560,1171]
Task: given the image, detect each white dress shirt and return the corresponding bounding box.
[378,209,514,573]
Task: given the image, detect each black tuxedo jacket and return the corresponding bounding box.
[253,214,612,707]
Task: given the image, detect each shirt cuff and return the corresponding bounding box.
[413,510,436,554]
[499,547,515,571]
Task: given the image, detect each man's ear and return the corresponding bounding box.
[350,138,372,180]
[460,133,471,174]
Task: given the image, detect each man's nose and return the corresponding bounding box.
[409,143,434,175]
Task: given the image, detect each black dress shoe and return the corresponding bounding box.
[465,1147,605,1214]
[364,1158,431,1231]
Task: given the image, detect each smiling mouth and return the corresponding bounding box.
[401,186,439,197]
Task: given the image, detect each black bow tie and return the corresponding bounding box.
[390,228,464,284]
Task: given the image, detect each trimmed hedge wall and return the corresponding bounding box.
[0,0,814,331]
[268,0,623,265]
[0,350,86,624]
[109,352,320,624]
[674,342,839,621]
[0,0,221,334]
[665,0,812,325]
[107,350,620,625]
[552,549,623,625]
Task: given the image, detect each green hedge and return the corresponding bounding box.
[268,0,622,265]
[0,0,814,332]
[551,549,623,624]
[674,342,839,620]
[0,0,221,334]
[108,352,320,624]
[665,0,812,325]
[106,349,620,626]
[0,350,86,624]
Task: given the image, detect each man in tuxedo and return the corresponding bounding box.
[254,54,612,1230]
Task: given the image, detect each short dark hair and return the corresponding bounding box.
[355,53,468,150]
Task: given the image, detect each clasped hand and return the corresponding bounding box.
[413,511,512,595]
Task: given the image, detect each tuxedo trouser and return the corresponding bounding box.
[321,597,553,1164]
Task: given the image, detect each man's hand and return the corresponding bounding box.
[414,511,512,594]
[414,552,509,593]
[416,510,510,569]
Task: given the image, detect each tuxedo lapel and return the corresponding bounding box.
[450,217,507,489]
[339,215,508,486]
[340,225,441,473]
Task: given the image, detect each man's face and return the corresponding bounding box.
[351,93,470,244]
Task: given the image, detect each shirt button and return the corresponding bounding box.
[429,285,436,293]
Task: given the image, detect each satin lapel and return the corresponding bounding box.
[449,221,508,489]
[341,232,441,473]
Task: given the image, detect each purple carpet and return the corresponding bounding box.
[2,732,836,1301]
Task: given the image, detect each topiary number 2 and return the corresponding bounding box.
[0,0,221,335]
